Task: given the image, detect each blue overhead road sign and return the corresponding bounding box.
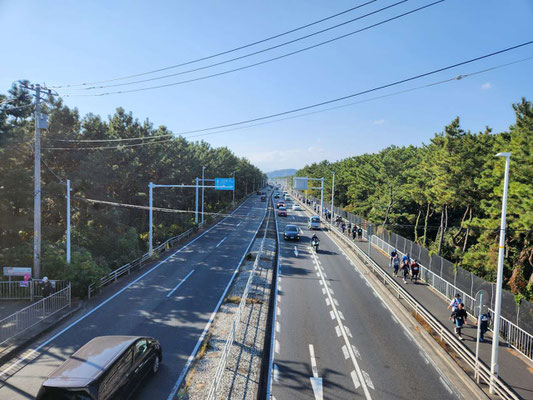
[215,178,235,190]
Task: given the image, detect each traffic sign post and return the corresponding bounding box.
[214,178,235,190]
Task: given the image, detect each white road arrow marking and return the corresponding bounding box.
[309,344,323,400]
[294,246,299,257]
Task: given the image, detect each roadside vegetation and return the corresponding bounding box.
[0,82,265,296]
[297,98,532,300]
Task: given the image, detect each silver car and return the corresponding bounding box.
[308,216,321,230]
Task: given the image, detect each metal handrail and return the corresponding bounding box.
[0,284,71,346]
[295,195,519,400]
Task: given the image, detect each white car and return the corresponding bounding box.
[308,215,321,230]
[292,204,302,211]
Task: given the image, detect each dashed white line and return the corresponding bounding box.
[273,364,280,382]
[342,345,350,359]
[362,370,375,390]
[322,288,326,295]
[276,322,280,333]
[338,311,345,320]
[277,307,281,316]
[344,326,353,338]
[166,269,195,297]
[277,294,281,303]
[309,344,319,378]
[335,326,342,337]
[216,236,227,247]
[351,370,361,389]
[333,298,339,306]
[352,345,361,360]
[419,351,430,364]
[275,340,280,354]
[325,298,331,306]
[439,377,453,394]
[330,311,335,320]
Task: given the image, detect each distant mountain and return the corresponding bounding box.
[266,169,297,178]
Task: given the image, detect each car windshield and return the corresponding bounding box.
[286,226,298,233]
[312,217,320,222]
[279,207,286,210]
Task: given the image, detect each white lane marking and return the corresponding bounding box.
[309,345,324,400]
[294,246,299,257]
[322,288,326,295]
[319,280,323,286]
[0,196,254,381]
[351,370,361,389]
[345,326,353,338]
[309,344,319,378]
[310,249,372,400]
[236,222,241,228]
[166,269,195,297]
[352,345,362,360]
[277,307,281,316]
[323,272,328,278]
[326,280,331,287]
[333,298,339,306]
[440,377,453,394]
[329,289,335,295]
[330,311,335,320]
[216,236,227,247]
[419,351,430,364]
[277,294,281,303]
[275,340,280,354]
[316,272,320,278]
[362,370,375,390]
[338,311,345,320]
[276,322,280,333]
[342,345,349,359]
[278,284,282,291]
[274,364,280,382]
[325,298,331,306]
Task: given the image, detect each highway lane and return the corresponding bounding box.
[271,200,458,400]
[0,193,268,400]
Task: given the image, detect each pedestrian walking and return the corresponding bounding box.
[410,260,420,283]
[402,252,410,265]
[400,262,410,284]
[478,312,490,342]
[357,227,363,241]
[341,221,346,234]
[448,293,462,321]
[41,277,53,298]
[393,255,400,276]
[390,249,397,267]
[452,303,468,340]
[352,227,357,241]
[347,222,352,234]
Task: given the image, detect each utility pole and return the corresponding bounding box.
[66,179,71,264]
[195,177,199,223]
[149,182,154,255]
[201,166,205,225]
[490,152,511,393]
[34,84,41,278]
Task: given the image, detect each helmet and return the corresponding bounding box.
[42,277,49,282]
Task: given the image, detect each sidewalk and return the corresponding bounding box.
[337,227,533,400]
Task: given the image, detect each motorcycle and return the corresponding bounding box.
[311,238,319,252]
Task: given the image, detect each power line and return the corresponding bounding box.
[50,1,379,89]
[43,43,533,151]
[47,55,533,145]
[67,0,402,91]
[63,0,444,97]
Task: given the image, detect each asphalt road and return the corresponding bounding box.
[271,198,459,400]
[0,193,268,400]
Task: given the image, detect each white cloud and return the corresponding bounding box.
[373,119,385,125]
[245,146,327,171]
[481,82,492,90]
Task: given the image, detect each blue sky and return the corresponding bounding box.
[1,0,532,171]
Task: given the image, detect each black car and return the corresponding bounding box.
[36,336,162,400]
[274,193,279,199]
[261,195,266,202]
[284,224,300,240]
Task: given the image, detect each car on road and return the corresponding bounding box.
[256,190,262,195]
[274,193,280,199]
[36,335,162,400]
[276,201,285,209]
[277,206,287,216]
[284,194,290,201]
[308,215,322,230]
[261,195,267,202]
[283,224,300,240]
[292,204,302,211]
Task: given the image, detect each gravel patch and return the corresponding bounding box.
[183,237,276,399]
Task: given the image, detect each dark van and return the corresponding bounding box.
[36,336,162,400]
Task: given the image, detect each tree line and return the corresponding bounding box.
[297,98,532,301]
[0,82,265,296]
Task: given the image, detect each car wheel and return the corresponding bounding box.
[153,355,161,374]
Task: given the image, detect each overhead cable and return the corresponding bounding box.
[50,1,379,88]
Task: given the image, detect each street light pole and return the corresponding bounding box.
[34,84,42,278]
[233,171,236,205]
[66,179,71,264]
[195,177,199,223]
[149,182,154,255]
[201,166,205,225]
[490,152,511,393]
[330,171,335,225]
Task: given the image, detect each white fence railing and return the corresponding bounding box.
[294,194,520,399]
[0,284,71,346]
[0,279,69,301]
[207,207,271,400]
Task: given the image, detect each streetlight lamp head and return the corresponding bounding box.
[495,152,511,158]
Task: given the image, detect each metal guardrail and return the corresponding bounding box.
[0,284,71,346]
[88,227,197,299]
[0,280,68,301]
[207,205,271,400]
[294,195,519,400]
